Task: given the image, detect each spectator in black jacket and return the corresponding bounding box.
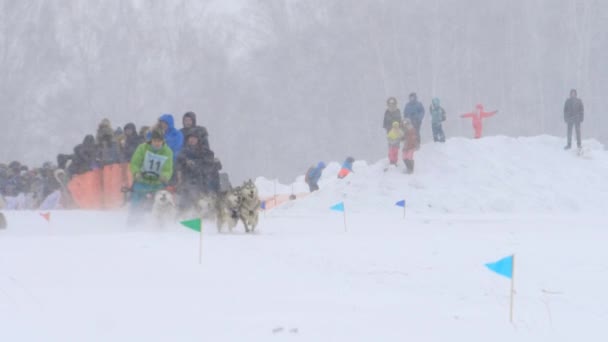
[563,89,584,150]
[181,111,210,149]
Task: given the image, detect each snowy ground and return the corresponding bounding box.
[1,136,607,341]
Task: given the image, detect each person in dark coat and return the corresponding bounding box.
[207,158,223,193]
[96,119,123,167]
[383,97,402,133]
[563,89,584,150]
[40,162,60,199]
[181,111,210,150]
[175,133,209,211]
[3,161,25,197]
[403,92,425,145]
[68,135,98,176]
[121,123,143,161]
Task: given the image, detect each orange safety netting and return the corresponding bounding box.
[67,163,132,210]
[261,193,310,210]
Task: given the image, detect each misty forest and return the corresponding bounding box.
[1,0,606,182]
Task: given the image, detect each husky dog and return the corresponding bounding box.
[215,190,240,232]
[151,190,177,227]
[236,180,261,233]
[0,212,6,229]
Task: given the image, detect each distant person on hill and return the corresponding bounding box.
[403,92,425,145]
[460,104,497,139]
[402,119,418,174]
[305,162,326,192]
[383,97,402,133]
[387,121,404,166]
[337,157,355,179]
[429,98,446,142]
[563,89,584,150]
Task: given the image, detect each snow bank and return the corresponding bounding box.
[257,136,608,215]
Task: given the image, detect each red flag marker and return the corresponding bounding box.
[40,212,51,222]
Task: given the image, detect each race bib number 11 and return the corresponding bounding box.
[142,151,168,177]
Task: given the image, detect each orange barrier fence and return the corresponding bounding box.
[67,163,132,209]
[261,192,310,210]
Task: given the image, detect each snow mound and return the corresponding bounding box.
[257,136,608,215]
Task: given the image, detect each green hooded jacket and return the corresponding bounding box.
[130,142,174,186]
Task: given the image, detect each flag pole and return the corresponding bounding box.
[273,179,277,206]
[510,254,515,323]
[199,218,203,265]
[343,202,347,233]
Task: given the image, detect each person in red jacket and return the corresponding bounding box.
[460,104,498,139]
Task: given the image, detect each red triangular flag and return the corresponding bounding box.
[40,212,51,222]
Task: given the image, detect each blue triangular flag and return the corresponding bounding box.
[260,201,266,210]
[330,202,344,212]
[395,200,406,207]
[485,255,513,279]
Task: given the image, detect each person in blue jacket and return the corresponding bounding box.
[305,162,326,192]
[149,114,184,161]
[403,92,425,145]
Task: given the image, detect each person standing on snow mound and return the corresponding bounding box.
[383,97,402,133]
[403,92,425,145]
[563,89,584,150]
[305,162,326,192]
[402,119,418,174]
[128,129,173,222]
[387,121,404,166]
[460,104,497,139]
[429,98,447,142]
[337,157,355,179]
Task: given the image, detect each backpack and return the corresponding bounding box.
[304,167,314,183]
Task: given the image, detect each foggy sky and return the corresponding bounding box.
[1,0,606,183]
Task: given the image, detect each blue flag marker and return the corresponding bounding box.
[485,255,513,279]
[260,200,266,210]
[330,202,345,212]
[395,200,406,207]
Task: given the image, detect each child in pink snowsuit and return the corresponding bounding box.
[460,104,498,139]
[387,121,404,165]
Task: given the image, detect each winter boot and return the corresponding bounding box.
[564,144,571,150]
[404,160,414,174]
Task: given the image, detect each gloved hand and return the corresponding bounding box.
[159,175,169,184]
[134,172,142,181]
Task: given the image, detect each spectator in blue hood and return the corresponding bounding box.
[403,92,425,145]
[149,114,184,161]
